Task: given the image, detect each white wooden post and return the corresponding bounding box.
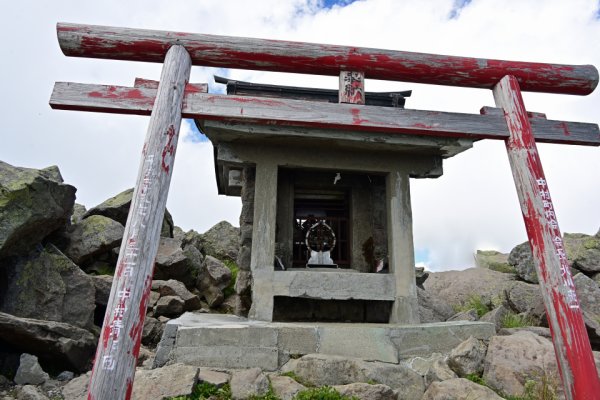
[87,45,191,400]
[494,75,600,399]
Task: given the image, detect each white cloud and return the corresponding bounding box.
[1,0,598,270]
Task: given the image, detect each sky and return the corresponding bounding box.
[1,0,599,271]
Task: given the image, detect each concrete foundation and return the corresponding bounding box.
[154,313,496,371]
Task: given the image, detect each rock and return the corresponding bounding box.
[0,244,95,330]
[333,382,396,400]
[564,232,600,273]
[198,369,229,388]
[415,266,429,288]
[152,279,201,311]
[234,270,252,316]
[197,221,240,261]
[0,161,75,258]
[447,336,487,377]
[16,385,49,400]
[154,237,200,288]
[269,375,305,400]
[425,358,458,387]
[137,345,155,368]
[422,378,504,400]
[480,305,510,332]
[281,354,425,398]
[83,188,174,238]
[141,317,164,347]
[417,287,455,323]
[14,354,49,385]
[154,295,184,318]
[61,215,124,265]
[70,203,87,225]
[197,256,232,308]
[132,363,198,400]
[574,273,600,315]
[230,368,269,400]
[475,250,515,274]
[508,241,538,283]
[498,326,552,338]
[424,268,515,311]
[56,371,75,381]
[0,312,96,372]
[447,309,478,322]
[483,331,561,398]
[90,275,113,306]
[503,281,545,324]
[61,372,90,400]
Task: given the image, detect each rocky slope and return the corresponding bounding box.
[1,160,600,400]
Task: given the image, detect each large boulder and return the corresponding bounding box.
[333,383,396,400]
[422,378,504,400]
[281,354,425,399]
[195,221,240,261]
[60,215,124,265]
[0,312,96,372]
[564,232,600,273]
[154,237,202,288]
[269,375,305,400]
[0,244,95,330]
[508,241,538,283]
[475,250,515,274]
[197,256,232,308]
[417,287,455,323]
[503,280,545,324]
[132,363,199,400]
[14,353,49,385]
[447,336,487,377]
[83,188,174,238]
[573,273,600,349]
[230,368,269,400]
[424,268,515,310]
[151,279,201,311]
[0,161,75,258]
[483,331,560,398]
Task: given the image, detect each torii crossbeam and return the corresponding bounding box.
[51,23,600,400]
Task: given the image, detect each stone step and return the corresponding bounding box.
[155,313,496,371]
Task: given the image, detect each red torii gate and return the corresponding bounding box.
[50,23,600,400]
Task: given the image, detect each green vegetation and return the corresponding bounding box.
[166,382,231,400]
[501,312,533,329]
[465,373,487,386]
[294,386,358,400]
[222,259,239,298]
[454,294,492,317]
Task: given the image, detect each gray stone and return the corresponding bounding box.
[56,371,75,381]
[447,336,487,377]
[280,354,425,397]
[480,305,510,332]
[230,368,269,400]
[498,326,552,339]
[137,345,155,369]
[483,331,561,398]
[154,237,200,288]
[475,250,515,273]
[198,369,230,387]
[503,280,545,324]
[415,266,429,288]
[564,232,600,273]
[132,363,199,400]
[447,309,478,322]
[16,385,49,400]
[14,354,49,385]
[154,295,185,318]
[90,274,113,306]
[0,312,96,372]
[61,372,90,400]
[0,244,95,330]
[153,322,178,368]
[424,358,458,387]
[198,221,240,262]
[142,317,164,347]
[508,241,538,283]
[422,378,504,400]
[333,383,396,400]
[574,272,600,315]
[268,375,305,400]
[0,161,75,258]
[70,203,87,225]
[417,287,455,323]
[83,187,174,238]
[424,268,515,311]
[202,256,232,290]
[152,279,201,311]
[61,215,124,264]
[234,270,252,316]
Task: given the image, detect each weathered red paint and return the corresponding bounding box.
[57,23,598,95]
[496,75,600,400]
[161,125,176,174]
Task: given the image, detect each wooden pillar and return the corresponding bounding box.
[386,169,419,324]
[248,161,278,321]
[494,75,600,400]
[339,71,365,104]
[87,45,191,400]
